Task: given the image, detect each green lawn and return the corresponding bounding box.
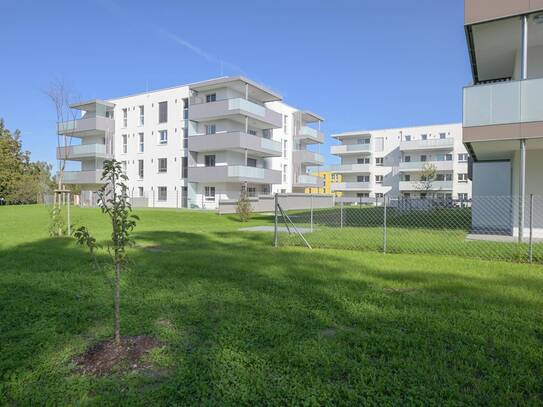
[1,205,542,405]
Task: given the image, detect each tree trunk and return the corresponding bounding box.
[114,256,121,346]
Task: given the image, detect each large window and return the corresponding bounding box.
[375,175,383,183]
[357,138,370,144]
[183,127,188,148]
[357,175,370,182]
[204,155,216,167]
[122,134,127,154]
[158,158,167,173]
[138,186,144,197]
[159,130,168,145]
[158,186,167,201]
[182,157,188,178]
[205,93,216,103]
[138,133,144,152]
[205,124,216,135]
[204,186,215,201]
[138,160,144,179]
[357,157,370,164]
[283,164,287,183]
[283,140,287,158]
[139,105,144,125]
[458,153,468,162]
[158,101,168,123]
[183,98,189,119]
[247,158,257,167]
[375,157,384,166]
[458,173,468,183]
[122,108,127,128]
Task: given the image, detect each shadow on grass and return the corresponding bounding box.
[1,230,543,405]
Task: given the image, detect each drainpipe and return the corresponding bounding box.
[521,15,528,80]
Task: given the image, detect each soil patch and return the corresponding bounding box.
[74,335,163,376]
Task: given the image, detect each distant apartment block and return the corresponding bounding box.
[330,124,472,200]
[57,76,324,209]
[304,171,342,196]
[463,0,543,237]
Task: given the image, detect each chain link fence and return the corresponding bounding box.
[274,195,543,264]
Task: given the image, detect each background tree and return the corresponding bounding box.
[416,163,438,197]
[74,160,139,346]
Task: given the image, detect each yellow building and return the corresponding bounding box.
[305,171,342,196]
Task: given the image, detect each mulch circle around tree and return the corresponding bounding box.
[73,335,163,376]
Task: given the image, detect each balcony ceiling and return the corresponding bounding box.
[189,76,282,103]
[471,13,543,82]
[469,137,543,160]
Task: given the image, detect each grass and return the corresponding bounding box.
[280,206,543,263]
[1,205,543,405]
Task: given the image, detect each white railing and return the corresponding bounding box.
[329,164,372,173]
[399,139,454,150]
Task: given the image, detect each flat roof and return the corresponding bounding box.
[332,122,462,139]
[189,76,282,103]
[301,111,324,123]
[70,99,115,110]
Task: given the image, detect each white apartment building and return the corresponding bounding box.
[330,124,472,200]
[57,76,324,209]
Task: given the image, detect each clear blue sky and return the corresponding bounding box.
[0,0,471,167]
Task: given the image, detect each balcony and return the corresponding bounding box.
[293,150,325,166]
[295,126,325,144]
[331,143,372,155]
[399,161,454,172]
[189,98,282,129]
[56,144,112,161]
[331,182,372,192]
[398,180,454,191]
[463,78,543,128]
[63,170,103,184]
[188,132,281,157]
[57,116,115,137]
[188,165,281,184]
[329,164,371,173]
[399,138,454,151]
[293,174,324,188]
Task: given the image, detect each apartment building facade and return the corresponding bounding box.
[57,76,324,209]
[330,124,471,201]
[463,0,543,237]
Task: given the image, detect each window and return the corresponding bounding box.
[205,155,216,167]
[205,124,216,135]
[283,164,287,183]
[158,186,167,201]
[458,153,468,162]
[458,173,468,182]
[283,115,288,132]
[121,161,127,173]
[357,138,370,144]
[357,157,370,164]
[403,174,411,181]
[357,175,369,182]
[139,105,144,125]
[247,158,257,167]
[247,187,256,197]
[375,175,383,183]
[403,192,411,198]
[158,101,168,123]
[458,193,468,200]
[183,127,188,148]
[205,93,216,103]
[404,155,411,163]
[138,160,144,179]
[204,186,215,201]
[439,133,446,139]
[182,157,188,178]
[283,140,287,158]
[436,153,452,161]
[183,98,189,120]
[375,193,384,198]
[421,134,428,140]
[159,130,168,145]
[158,158,167,173]
[436,173,453,181]
[138,186,144,197]
[122,134,128,153]
[138,133,144,152]
[357,193,369,198]
[420,155,427,162]
[420,192,427,199]
[404,135,411,141]
[122,108,127,128]
[248,129,257,136]
[375,157,384,166]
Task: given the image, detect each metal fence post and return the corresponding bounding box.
[340,200,344,228]
[67,191,71,237]
[383,196,387,254]
[310,194,314,232]
[176,189,179,209]
[274,193,278,247]
[529,194,534,263]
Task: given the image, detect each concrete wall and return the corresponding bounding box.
[217,193,335,215]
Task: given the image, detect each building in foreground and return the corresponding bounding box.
[463,0,543,237]
[330,123,471,201]
[57,76,325,209]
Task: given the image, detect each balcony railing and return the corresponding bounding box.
[331,182,372,192]
[294,174,324,187]
[188,165,281,184]
[463,77,543,127]
[56,144,112,160]
[295,126,325,144]
[63,170,103,184]
[331,143,372,155]
[188,131,281,157]
[57,116,115,136]
[329,164,371,173]
[399,138,454,151]
[399,161,454,172]
[398,180,453,191]
[294,150,325,165]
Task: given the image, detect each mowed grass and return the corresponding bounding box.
[1,205,543,405]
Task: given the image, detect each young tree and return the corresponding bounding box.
[74,160,139,346]
[236,183,252,222]
[416,163,438,197]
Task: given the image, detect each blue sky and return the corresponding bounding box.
[0,0,471,166]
